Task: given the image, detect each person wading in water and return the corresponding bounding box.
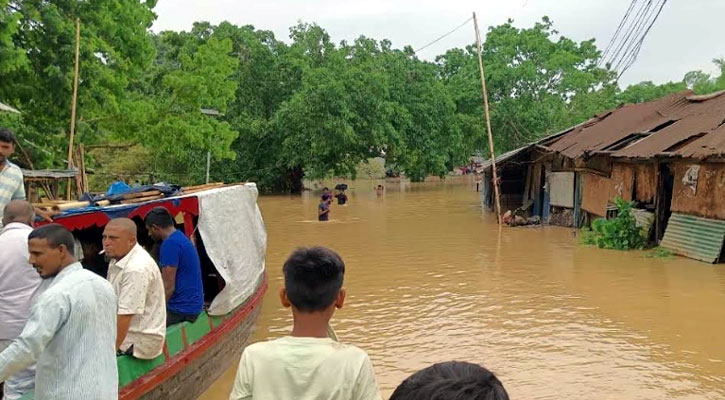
[318,194,332,222]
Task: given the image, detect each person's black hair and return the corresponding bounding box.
[322,187,329,191]
[321,194,331,201]
[0,128,16,144]
[282,247,345,312]
[390,361,509,400]
[28,223,75,254]
[144,206,174,228]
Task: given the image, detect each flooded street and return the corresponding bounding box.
[200,176,725,399]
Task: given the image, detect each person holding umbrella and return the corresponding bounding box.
[334,184,348,205]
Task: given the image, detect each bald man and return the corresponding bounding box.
[0,201,48,399]
[102,218,166,359]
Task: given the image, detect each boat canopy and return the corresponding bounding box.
[196,184,266,315]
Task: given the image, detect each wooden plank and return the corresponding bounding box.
[522,164,533,203]
[581,173,611,217]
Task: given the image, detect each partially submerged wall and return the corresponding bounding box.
[634,164,657,204]
[581,163,657,216]
[671,162,725,220]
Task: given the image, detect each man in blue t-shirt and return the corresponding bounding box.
[318,194,331,221]
[144,207,204,326]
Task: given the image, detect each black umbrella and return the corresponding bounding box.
[334,183,348,190]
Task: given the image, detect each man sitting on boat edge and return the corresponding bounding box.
[144,207,204,327]
[103,218,167,360]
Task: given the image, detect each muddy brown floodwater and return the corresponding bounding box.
[199,176,725,400]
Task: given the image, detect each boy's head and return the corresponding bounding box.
[280,247,346,314]
[390,361,509,400]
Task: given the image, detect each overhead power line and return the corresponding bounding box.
[610,0,657,72]
[598,0,639,65]
[415,17,473,54]
[599,0,639,63]
[606,0,653,69]
[616,0,669,78]
[598,0,669,79]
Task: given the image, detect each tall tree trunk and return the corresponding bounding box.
[286,165,304,194]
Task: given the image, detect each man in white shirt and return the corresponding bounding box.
[0,128,54,226]
[0,201,47,399]
[0,223,118,399]
[103,218,166,359]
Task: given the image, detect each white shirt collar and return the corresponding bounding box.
[0,222,33,235]
[111,243,142,270]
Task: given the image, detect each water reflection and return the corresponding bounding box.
[199,176,725,400]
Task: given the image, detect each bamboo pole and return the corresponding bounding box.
[120,194,164,204]
[120,189,162,200]
[182,182,225,191]
[68,18,80,167]
[53,200,90,211]
[205,150,211,184]
[473,12,503,225]
[79,143,88,193]
[66,18,81,201]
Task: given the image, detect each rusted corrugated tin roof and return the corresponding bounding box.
[614,91,725,158]
[546,93,686,158]
[675,124,725,159]
[543,90,725,161]
[479,121,589,172]
[479,146,533,171]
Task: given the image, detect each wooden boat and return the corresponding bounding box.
[20,184,267,400]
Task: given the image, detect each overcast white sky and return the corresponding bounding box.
[152,0,724,87]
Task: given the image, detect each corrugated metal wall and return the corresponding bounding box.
[661,213,725,263]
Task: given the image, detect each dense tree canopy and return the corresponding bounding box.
[1,2,723,192]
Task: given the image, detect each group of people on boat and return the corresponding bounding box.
[0,197,205,399]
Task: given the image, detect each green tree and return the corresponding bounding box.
[384,48,463,181]
[0,0,157,169]
[617,81,686,104]
[210,23,467,191]
[123,29,240,184]
[0,1,27,77]
[437,17,616,154]
[681,58,725,94]
[268,24,388,191]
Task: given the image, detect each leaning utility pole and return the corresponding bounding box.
[472,12,502,224]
